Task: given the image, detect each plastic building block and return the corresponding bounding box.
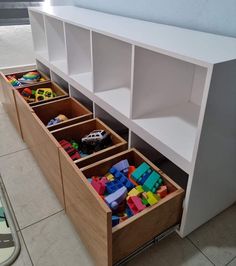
[128,166,136,178]
[105,186,127,210]
[142,197,149,206]
[109,167,135,191]
[91,177,106,195]
[139,169,152,185]
[112,159,129,174]
[105,173,114,181]
[112,216,120,227]
[143,171,162,193]
[100,176,108,186]
[59,140,81,161]
[127,196,146,214]
[127,188,140,198]
[136,185,144,193]
[157,185,168,198]
[146,191,160,206]
[131,162,150,182]
[106,179,123,194]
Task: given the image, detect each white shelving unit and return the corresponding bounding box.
[29,6,236,238]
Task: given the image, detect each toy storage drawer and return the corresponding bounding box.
[52,118,127,169]
[61,148,184,265]
[16,81,68,106]
[32,97,93,131]
[0,72,22,136]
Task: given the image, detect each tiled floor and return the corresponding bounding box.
[0,102,235,266]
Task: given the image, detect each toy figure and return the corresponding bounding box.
[47,114,68,126]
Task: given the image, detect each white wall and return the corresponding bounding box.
[74,0,236,38]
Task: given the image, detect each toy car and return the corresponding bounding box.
[81,130,109,144]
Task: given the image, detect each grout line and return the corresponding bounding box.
[226,256,236,266]
[18,230,35,266]
[20,209,64,231]
[0,147,29,159]
[186,236,216,265]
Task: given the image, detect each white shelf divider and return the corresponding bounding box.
[45,16,67,73]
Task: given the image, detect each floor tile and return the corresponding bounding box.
[125,233,213,266]
[189,204,236,266]
[227,257,236,266]
[12,232,32,266]
[22,211,94,266]
[0,149,62,229]
[0,113,27,157]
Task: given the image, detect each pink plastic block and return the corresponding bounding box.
[127,196,146,215]
[91,178,106,195]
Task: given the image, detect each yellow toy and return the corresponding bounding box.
[35,88,54,102]
[144,191,160,206]
[105,173,114,181]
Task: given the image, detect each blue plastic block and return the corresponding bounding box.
[112,216,120,227]
[112,159,129,173]
[105,186,127,210]
[106,179,123,194]
[131,162,150,182]
[109,167,135,191]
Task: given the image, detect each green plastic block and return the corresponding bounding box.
[142,198,149,206]
[131,162,150,181]
[143,171,161,192]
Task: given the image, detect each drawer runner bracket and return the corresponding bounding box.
[114,224,179,265]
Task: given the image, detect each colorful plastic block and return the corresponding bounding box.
[105,186,127,210]
[136,185,144,193]
[127,196,146,214]
[91,177,106,195]
[105,173,114,181]
[109,167,135,191]
[143,171,162,193]
[106,179,123,194]
[112,216,120,227]
[127,188,140,198]
[112,159,129,174]
[131,162,150,182]
[139,169,152,185]
[146,191,160,206]
[157,185,168,198]
[128,166,136,178]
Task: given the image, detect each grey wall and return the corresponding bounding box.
[74,0,236,38]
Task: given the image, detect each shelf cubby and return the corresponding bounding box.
[36,60,51,78]
[45,16,67,73]
[92,32,132,118]
[65,23,93,91]
[132,46,208,164]
[69,85,93,112]
[29,11,48,59]
[94,104,129,142]
[51,71,69,93]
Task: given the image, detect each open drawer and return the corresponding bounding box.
[32,97,93,131]
[60,148,184,265]
[52,118,127,169]
[15,81,68,106]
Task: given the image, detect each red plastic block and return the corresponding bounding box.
[157,185,168,198]
[91,178,106,195]
[127,196,146,215]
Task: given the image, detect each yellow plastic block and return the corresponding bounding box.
[128,188,140,197]
[105,173,114,181]
[136,185,144,193]
[146,191,160,206]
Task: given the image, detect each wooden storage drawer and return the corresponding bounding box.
[61,148,184,266]
[32,97,93,131]
[53,118,127,169]
[16,81,68,107]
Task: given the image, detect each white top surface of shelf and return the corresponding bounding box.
[29,6,236,66]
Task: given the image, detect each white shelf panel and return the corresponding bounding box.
[95,87,131,118]
[29,6,236,66]
[70,72,93,92]
[133,102,200,172]
[51,60,67,74]
[35,51,48,61]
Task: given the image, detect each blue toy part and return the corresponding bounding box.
[106,179,123,194]
[105,186,127,210]
[109,167,135,191]
[47,118,60,126]
[112,159,129,174]
[112,216,120,227]
[125,207,133,218]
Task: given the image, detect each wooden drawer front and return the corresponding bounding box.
[52,118,127,169]
[32,97,93,131]
[0,72,22,136]
[60,151,112,266]
[14,90,64,206]
[81,148,184,264]
[2,69,50,89]
[16,81,68,107]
